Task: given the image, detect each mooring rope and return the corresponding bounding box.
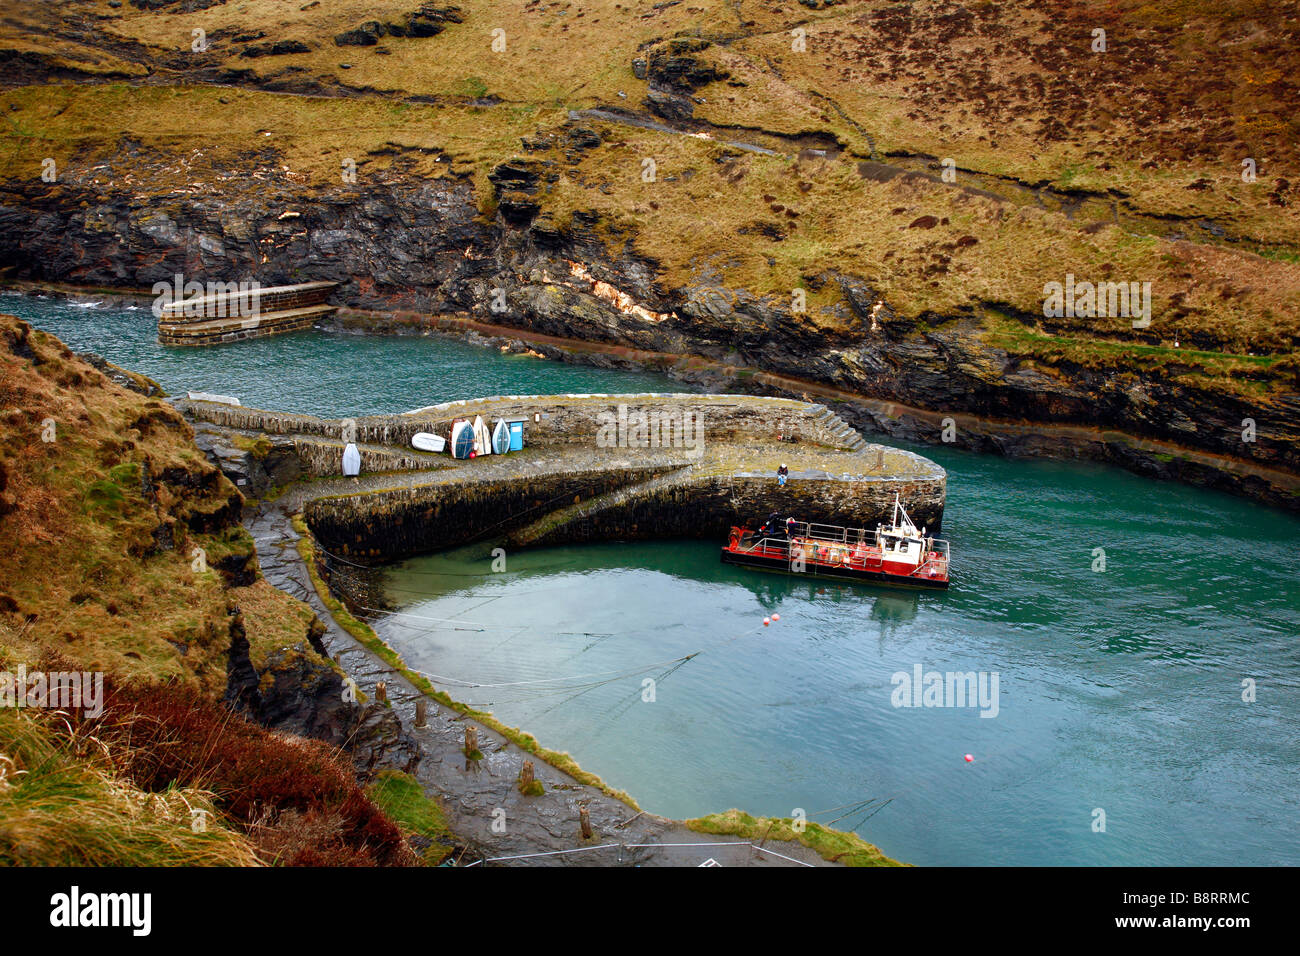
[307,525,778,719]
[351,602,618,640]
[823,796,894,830]
[352,604,502,631]
[406,653,698,689]
[350,594,769,709]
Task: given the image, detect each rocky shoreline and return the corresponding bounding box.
[5,279,1297,512]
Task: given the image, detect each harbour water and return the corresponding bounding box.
[12,294,1299,866]
[373,453,1300,867]
[3,293,689,417]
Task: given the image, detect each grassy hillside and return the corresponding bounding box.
[1,1,1296,380]
[0,314,434,865]
[0,315,289,687]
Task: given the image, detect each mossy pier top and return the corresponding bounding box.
[177,392,948,562]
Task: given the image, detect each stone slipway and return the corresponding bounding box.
[183,392,937,866]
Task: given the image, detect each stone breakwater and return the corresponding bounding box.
[178,391,865,449]
[158,280,339,346]
[178,392,947,563]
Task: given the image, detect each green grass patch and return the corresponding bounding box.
[980,309,1290,399]
[231,433,273,460]
[107,461,141,485]
[687,809,905,867]
[201,524,257,564]
[457,76,488,99]
[366,770,452,865]
[1253,246,1300,265]
[82,479,125,513]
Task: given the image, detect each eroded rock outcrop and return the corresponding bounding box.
[225,611,420,775]
[2,145,1296,511]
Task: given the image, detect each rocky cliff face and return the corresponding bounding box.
[2,148,1297,509]
[0,313,418,776]
[224,610,419,775]
[2,0,1298,513]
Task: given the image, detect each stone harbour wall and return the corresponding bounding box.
[304,466,664,561]
[159,281,337,321]
[176,393,865,452]
[515,472,947,549]
[291,438,446,479]
[184,392,947,564]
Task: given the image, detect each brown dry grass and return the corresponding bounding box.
[1,1,1297,374]
[548,122,1300,356]
[721,1,1300,240]
[0,315,425,866]
[0,314,326,689]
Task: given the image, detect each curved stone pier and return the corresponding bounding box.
[178,393,947,563]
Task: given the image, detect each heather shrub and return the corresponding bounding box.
[76,677,412,866]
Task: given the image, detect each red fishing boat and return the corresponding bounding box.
[720,494,950,590]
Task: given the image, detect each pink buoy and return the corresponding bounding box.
[763,617,770,626]
[771,613,780,621]
[964,754,974,763]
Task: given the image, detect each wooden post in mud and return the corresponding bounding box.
[520,759,535,790]
[579,804,592,840]
[375,680,387,703]
[755,820,776,859]
[464,725,478,757]
[414,698,428,728]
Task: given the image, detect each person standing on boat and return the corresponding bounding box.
[777,463,789,486]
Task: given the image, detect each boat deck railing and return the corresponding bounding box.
[789,521,948,553]
[733,533,795,556]
[914,541,950,576]
[731,522,950,578]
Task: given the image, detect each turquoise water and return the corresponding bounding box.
[2,293,689,417]
[14,294,1300,866]
[372,454,1300,867]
